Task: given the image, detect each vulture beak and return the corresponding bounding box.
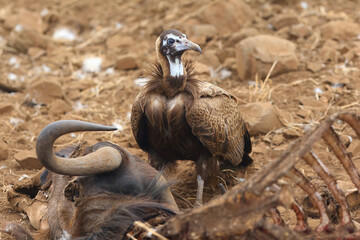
[175,39,202,54]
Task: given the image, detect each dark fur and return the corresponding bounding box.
[7,142,176,240]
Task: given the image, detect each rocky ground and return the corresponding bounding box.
[1,0,360,238]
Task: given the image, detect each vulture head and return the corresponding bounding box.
[155,29,201,79]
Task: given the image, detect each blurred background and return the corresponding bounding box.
[1,0,360,235]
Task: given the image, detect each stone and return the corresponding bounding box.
[283,128,301,139]
[189,24,217,40]
[296,108,311,119]
[272,134,284,146]
[14,150,43,170]
[289,24,312,39]
[347,139,360,159]
[228,28,259,46]
[48,99,72,115]
[197,0,255,34]
[217,48,235,62]
[223,58,237,71]
[306,62,323,73]
[270,13,299,30]
[0,140,9,161]
[320,39,339,62]
[4,9,43,34]
[106,34,133,49]
[320,21,360,40]
[297,96,326,109]
[28,47,46,60]
[7,28,47,53]
[236,35,299,80]
[28,77,63,104]
[238,102,284,135]
[0,103,14,115]
[115,54,139,70]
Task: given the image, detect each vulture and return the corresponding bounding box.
[131,29,252,206]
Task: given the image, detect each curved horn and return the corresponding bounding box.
[36,120,122,176]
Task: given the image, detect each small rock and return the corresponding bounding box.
[189,24,216,40]
[320,39,339,62]
[198,0,255,33]
[283,128,301,139]
[236,35,299,80]
[28,47,46,60]
[306,62,323,73]
[345,190,360,211]
[296,108,311,118]
[14,150,43,170]
[320,21,360,40]
[0,140,9,161]
[339,134,351,148]
[28,77,63,104]
[115,54,139,70]
[271,13,299,30]
[289,24,312,39]
[48,99,72,115]
[0,103,14,115]
[106,34,133,49]
[4,9,43,33]
[272,134,285,146]
[297,96,326,109]
[347,139,360,159]
[217,48,235,62]
[223,58,237,71]
[7,28,47,53]
[228,28,259,46]
[238,102,284,135]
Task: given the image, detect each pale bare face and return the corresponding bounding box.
[157,29,201,57]
[156,29,202,77]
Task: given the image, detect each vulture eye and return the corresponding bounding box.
[167,38,175,46]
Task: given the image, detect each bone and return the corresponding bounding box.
[322,127,360,191]
[303,151,354,230]
[288,168,330,232]
[338,113,360,139]
[269,208,285,226]
[194,175,204,207]
[290,201,309,232]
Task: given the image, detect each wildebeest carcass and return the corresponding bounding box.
[4,120,178,240]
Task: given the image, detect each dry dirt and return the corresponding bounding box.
[1,0,360,238]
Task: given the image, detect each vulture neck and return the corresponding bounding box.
[157,52,187,97]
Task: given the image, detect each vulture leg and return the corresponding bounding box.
[219,183,226,195]
[194,175,204,207]
[303,151,354,230]
[288,168,331,232]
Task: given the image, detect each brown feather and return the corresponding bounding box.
[131,56,252,180]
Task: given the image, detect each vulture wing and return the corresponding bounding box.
[131,94,149,151]
[186,82,250,166]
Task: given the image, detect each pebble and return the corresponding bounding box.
[14,150,43,170]
[115,54,139,70]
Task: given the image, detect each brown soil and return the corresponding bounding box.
[1,0,360,238]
